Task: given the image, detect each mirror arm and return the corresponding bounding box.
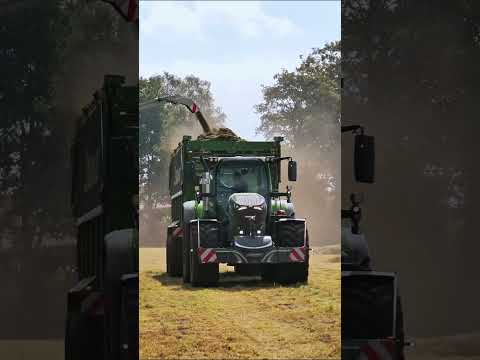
[199,155,209,172]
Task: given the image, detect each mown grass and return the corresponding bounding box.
[0,340,63,360]
[140,247,340,359]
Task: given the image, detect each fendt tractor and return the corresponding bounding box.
[65,75,139,360]
[341,125,412,360]
[141,96,309,286]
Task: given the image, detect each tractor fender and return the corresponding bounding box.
[104,229,137,284]
[183,201,196,225]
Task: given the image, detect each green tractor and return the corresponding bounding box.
[142,96,309,286]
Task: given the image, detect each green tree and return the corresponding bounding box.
[255,41,340,152]
[255,42,340,198]
[139,72,226,208]
[0,1,68,251]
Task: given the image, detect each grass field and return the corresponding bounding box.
[140,247,341,360]
[0,340,63,360]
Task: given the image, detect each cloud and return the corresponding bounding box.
[140,1,202,38]
[139,1,340,140]
[140,1,298,39]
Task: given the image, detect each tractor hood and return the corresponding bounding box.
[228,193,267,237]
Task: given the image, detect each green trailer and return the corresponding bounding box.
[150,97,310,286]
[65,75,138,360]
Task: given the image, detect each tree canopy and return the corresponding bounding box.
[255,41,340,153]
[139,72,226,208]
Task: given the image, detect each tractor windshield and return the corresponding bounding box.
[215,159,269,219]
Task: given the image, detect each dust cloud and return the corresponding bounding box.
[164,122,204,152]
[283,144,340,247]
[140,121,204,248]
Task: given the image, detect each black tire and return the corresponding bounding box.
[65,311,103,360]
[182,224,191,283]
[65,312,85,360]
[190,228,219,287]
[395,295,406,360]
[166,229,173,275]
[120,276,139,360]
[173,231,183,276]
[167,228,182,277]
[235,264,261,276]
[104,230,136,359]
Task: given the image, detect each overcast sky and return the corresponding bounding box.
[140,1,340,140]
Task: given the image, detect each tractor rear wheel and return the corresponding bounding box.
[65,311,103,360]
[182,225,191,283]
[167,228,182,277]
[166,229,173,275]
[120,275,139,360]
[65,312,86,360]
[104,229,136,360]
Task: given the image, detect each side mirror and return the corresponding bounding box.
[288,160,297,182]
[354,134,375,183]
